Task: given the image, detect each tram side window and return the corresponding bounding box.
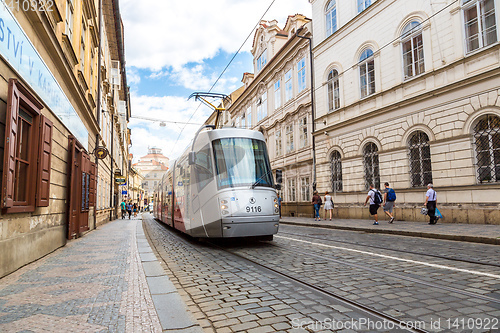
[194,145,214,191]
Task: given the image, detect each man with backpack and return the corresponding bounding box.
[383,182,396,223]
[364,184,383,225]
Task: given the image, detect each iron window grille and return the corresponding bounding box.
[363,142,380,190]
[473,114,500,183]
[330,151,343,192]
[408,131,433,187]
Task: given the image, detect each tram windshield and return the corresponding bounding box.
[213,138,273,189]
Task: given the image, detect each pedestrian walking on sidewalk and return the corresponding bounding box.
[383,182,396,223]
[120,200,126,219]
[133,203,138,217]
[324,191,334,221]
[424,183,437,224]
[364,184,382,225]
[312,191,322,221]
[126,202,132,219]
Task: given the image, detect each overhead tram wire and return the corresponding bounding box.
[130,115,203,126]
[169,0,278,156]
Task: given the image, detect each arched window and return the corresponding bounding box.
[359,48,375,98]
[408,131,433,187]
[330,151,343,192]
[326,0,337,37]
[401,21,424,79]
[473,114,500,183]
[363,142,380,189]
[462,0,497,53]
[327,69,340,111]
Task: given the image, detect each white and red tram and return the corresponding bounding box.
[153,126,280,239]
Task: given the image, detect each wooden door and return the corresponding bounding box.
[67,137,92,239]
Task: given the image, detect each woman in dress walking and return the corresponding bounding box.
[324,191,334,221]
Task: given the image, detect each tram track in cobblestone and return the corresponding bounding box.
[145,218,429,333]
[257,238,500,305]
[278,230,500,268]
[219,235,500,332]
[203,239,430,333]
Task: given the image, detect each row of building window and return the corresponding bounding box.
[281,114,499,202]
[328,114,500,193]
[326,0,497,112]
[285,177,312,202]
[274,116,309,157]
[237,56,307,127]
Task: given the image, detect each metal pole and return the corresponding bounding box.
[295,27,317,190]
[94,0,102,230]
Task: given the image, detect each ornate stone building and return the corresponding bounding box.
[0,0,130,278]
[228,15,315,217]
[133,148,169,203]
[310,0,500,223]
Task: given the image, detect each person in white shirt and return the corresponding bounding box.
[364,184,381,225]
[424,183,437,225]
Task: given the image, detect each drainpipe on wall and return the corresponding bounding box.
[295,26,317,190]
[110,116,114,222]
[95,0,102,230]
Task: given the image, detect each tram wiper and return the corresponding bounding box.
[251,170,272,189]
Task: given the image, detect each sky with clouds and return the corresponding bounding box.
[120,0,312,162]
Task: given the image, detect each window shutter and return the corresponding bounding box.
[36,115,53,207]
[2,79,20,209]
[89,161,96,207]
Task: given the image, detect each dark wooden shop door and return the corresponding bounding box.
[67,137,94,239]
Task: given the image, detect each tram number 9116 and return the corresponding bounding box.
[246,206,262,213]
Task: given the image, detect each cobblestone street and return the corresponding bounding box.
[143,215,500,332]
[0,217,162,333]
[1,214,499,332]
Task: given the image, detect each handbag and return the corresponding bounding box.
[435,208,443,219]
[420,207,428,215]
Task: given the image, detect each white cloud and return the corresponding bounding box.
[129,93,213,160]
[121,0,312,70]
[122,0,312,161]
[126,67,141,86]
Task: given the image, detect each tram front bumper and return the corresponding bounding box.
[221,216,279,237]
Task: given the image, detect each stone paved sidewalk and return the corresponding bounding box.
[280,216,500,245]
[0,217,162,333]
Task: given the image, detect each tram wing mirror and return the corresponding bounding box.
[188,152,196,165]
[275,169,283,184]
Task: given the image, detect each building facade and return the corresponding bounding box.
[133,148,169,203]
[95,0,130,225]
[127,165,145,209]
[0,0,130,278]
[228,15,315,217]
[310,0,500,223]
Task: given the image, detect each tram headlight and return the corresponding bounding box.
[220,199,230,216]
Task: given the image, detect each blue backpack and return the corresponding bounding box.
[387,188,396,202]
